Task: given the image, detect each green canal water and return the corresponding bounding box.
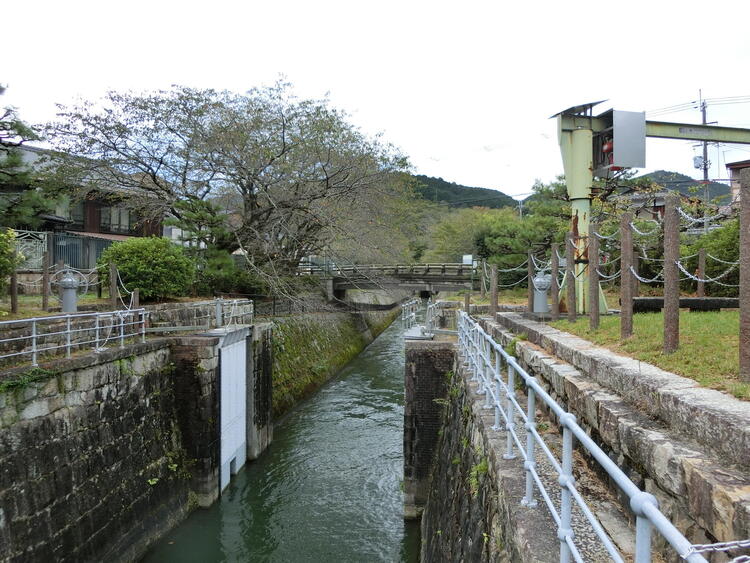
[142,318,420,562]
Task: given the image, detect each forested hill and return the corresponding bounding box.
[636,170,731,201]
[412,174,515,209]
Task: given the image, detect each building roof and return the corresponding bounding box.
[726,159,750,170]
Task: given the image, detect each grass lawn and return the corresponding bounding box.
[551,311,748,401]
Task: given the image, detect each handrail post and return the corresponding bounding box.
[94,314,100,352]
[522,384,538,507]
[484,340,493,408]
[66,315,72,358]
[559,414,576,563]
[503,363,517,460]
[141,310,147,343]
[492,352,502,430]
[119,314,125,348]
[635,515,653,563]
[31,320,38,366]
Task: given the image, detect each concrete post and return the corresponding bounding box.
[527,251,534,314]
[109,262,118,310]
[620,212,634,339]
[133,288,140,309]
[663,193,680,354]
[464,292,470,313]
[56,260,64,301]
[740,170,750,382]
[10,271,18,314]
[697,248,706,298]
[588,223,599,330]
[489,264,498,319]
[565,233,576,322]
[551,243,560,321]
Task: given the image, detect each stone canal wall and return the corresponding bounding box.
[271,307,401,418]
[0,324,274,563]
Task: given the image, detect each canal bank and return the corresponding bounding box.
[142,313,419,562]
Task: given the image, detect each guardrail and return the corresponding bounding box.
[457,310,709,563]
[0,309,147,367]
[298,263,478,277]
[401,299,419,328]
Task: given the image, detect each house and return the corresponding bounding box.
[726,159,750,203]
[3,146,163,270]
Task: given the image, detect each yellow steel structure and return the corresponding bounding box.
[555,102,750,314]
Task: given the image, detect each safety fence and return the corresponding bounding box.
[457,311,719,562]
[14,230,113,271]
[0,309,147,368]
[0,298,255,369]
[401,299,419,328]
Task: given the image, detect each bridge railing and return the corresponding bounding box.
[401,299,419,328]
[457,311,707,563]
[298,263,478,277]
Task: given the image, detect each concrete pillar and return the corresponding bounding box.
[620,212,634,339]
[697,248,706,298]
[489,264,498,318]
[480,260,486,298]
[527,251,534,314]
[566,233,576,322]
[403,340,454,518]
[663,193,680,354]
[740,170,750,382]
[588,223,599,330]
[551,243,560,321]
[464,292,470,313]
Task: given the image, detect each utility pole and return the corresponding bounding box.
[701,91,710,234]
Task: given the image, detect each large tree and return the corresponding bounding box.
[46,83,407,280]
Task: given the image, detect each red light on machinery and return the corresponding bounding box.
[602,140,613,154]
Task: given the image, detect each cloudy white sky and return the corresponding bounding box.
[4,0,750,197]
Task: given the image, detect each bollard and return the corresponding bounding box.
[60,270,80,313]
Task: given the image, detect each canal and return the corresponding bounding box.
[143,317,420,562]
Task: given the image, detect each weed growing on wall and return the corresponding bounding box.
[0,367,56,393]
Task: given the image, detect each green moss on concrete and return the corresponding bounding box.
[271,307,399,418]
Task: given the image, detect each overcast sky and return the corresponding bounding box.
[4,0,750,197]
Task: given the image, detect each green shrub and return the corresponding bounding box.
[0,228,23,293]
[98,237,195,301]
[192,249,266,296]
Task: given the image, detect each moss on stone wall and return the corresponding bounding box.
[271,307,399,418]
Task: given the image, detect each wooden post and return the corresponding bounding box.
[551,243,559,321]
[527,251,534,314]
[588,223,600,330]
[697,248,706,298]
[10,271,18,314]
[109,262,118,310]
[489,264,498,318]
[632,252,640,297]
[663,193,680,354]
[56,259,64,301]
[739,169,750,382]
[565,233,576,322]
[464,292,471,313]
[480,260,486,299]
[133,288,140,309]
[620,212,634,339]
[42,252,50,312]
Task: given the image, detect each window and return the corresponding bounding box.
[100,205,134,233]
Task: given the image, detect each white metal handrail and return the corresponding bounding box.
[401,299,419,328]
[457,311,708,563]
[0,309,148,367]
